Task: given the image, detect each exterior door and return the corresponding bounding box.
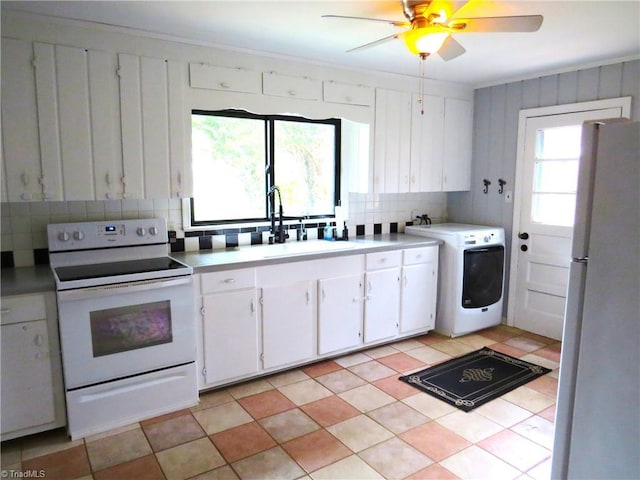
[509,100,629,339]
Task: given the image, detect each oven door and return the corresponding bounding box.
[56,276,195,389]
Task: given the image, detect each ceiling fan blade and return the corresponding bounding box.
[438,35,466,61]
[347,32,401,53]
[321,14,409,28]
[448,14,543,33]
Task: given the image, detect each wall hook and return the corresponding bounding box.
[498,178,507,194]
[483,179,491,194]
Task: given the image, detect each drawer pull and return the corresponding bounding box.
[223,278,237,284]
[219,82,231,89]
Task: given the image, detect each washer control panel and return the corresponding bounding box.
[461,230,502,246]
[47,218,168,252]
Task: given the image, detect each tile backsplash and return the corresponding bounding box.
[0,192,446,267]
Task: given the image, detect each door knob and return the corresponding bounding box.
[518,232,529,240]
[520,245,528,252]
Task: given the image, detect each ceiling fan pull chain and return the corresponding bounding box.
[419,54,426,115]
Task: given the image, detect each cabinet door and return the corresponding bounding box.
[318,274,363,355]
[442,98,472,192]
[410,93,445,192]
[88,50,124,200]
[2,39,43,202]
[202,289,260,385]
[262,281,314,369]
[374,89,412,193]
[1,320,56,435]
[401,262,437,333]
[364,269,400,343]
[167,60,191,198]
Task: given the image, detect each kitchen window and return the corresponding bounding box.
[190,110,341,226]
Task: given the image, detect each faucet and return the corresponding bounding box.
[267,186,288,244]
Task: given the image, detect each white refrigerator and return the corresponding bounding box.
[551,119,640,479]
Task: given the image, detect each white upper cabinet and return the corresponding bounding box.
[88,50,124,200]
[167,61,191,198]
[442,98,473,191]
[373,88,412,193]
[140,56,171,199]
[118,53,191,199]
[2,39,43,202]
[262,71,322,100]
[323,81,374,106]
[410,93,445,192]
[189,63,261,94]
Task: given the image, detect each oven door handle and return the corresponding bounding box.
[57,276,193,301]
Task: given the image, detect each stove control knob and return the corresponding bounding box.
[73,231,85,241]
[483,235,491,243]
[137,227,146,236]
[58,231,70,242]
[149,226,159,236]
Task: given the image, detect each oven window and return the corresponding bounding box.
[90,301,173,357]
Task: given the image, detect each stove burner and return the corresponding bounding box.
[55,257,189,282]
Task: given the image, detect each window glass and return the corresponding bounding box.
[274,120,336,217]
[191,111,340,225]
[191,114,266,222]
[531,126,582,227]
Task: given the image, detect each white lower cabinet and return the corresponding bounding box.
[400,246,439,333]
[202,289,260,385]
[363,250,402,343]
[197,246,438,390]
[318,274,364,355]
[261,281,315,369]
[364,268,401,343]
[1,292,66,441]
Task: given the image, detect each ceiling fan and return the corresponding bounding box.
[322,0,543,61]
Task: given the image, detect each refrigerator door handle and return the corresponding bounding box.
[572,256,589,264]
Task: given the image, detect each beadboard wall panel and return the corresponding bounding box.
[447,59,639,315]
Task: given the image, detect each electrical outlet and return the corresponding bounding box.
[505,191,513,203]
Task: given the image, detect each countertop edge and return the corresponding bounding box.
[1,234,442,294]
[173,234,442,274]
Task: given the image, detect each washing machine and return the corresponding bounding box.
[405,223,505,337]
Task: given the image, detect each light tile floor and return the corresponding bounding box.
[1,325,561,480]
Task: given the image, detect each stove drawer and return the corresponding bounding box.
[201,268,256,294]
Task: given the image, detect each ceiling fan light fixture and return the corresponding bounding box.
[403,28,449,56]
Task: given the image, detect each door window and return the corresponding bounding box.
[531,125,581,227]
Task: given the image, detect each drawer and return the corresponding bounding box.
[1,293,47,326]
[366,250,402,270]
[262,71,322,100]
[201,268,256,294]
[403,246,438,265]
[323,81,374,106]
[189,63,261,94]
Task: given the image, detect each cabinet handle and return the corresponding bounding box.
[250,299,255,314]
[220,82,231,89]
[34,334,43,347]
[321,288,326,302]
[223,278,236,284]
[306,290,310,305]
[288,90,297,96]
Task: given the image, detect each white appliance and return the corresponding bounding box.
[47,218,198,439]
[551,120,639,478]
[405,223,505,337]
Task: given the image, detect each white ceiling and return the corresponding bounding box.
[3,1,640,87]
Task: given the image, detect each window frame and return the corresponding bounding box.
[190,109,341,227]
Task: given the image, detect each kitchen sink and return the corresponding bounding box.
[262,241,357,258]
